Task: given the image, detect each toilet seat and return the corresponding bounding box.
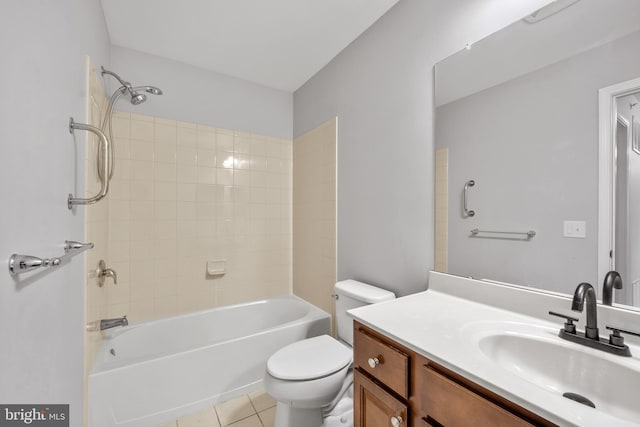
[267,335,352,381]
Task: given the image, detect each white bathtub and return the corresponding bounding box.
[88,295,331,427]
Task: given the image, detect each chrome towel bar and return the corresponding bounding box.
[68,117,110,209]
[9,241,94,276]
[470,229,536,238]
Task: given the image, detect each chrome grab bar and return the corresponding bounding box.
[9,240,94,276]
[463,180,475,217]
[68,117,110,209]
[470,229,536,238]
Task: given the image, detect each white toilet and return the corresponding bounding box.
[264,280,395,427]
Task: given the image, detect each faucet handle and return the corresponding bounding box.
[606,326,640,347]
[548,311,578,334]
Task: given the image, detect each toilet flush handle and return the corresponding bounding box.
[368,357,380,368]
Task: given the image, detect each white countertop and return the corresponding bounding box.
[348,272,640,427]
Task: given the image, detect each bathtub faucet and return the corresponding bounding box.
[100,315,128,330]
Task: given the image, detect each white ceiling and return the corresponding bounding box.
[101,0,400,92]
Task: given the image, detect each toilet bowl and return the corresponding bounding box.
[264,280,396,427]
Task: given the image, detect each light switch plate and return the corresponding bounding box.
[564,221,586,238]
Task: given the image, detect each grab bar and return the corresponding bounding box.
[470,229,536,238]
[9,240,94,276]
[68,117,110,209]
[463,180,475,217]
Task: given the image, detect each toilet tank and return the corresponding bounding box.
[334,280,395,346]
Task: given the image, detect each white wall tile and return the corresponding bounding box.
[102,111,292,322]
[130,120,154,141]
[177,126,197,147]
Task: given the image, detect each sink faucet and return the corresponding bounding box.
[100,315,128,330]
[550,282,636,357]
[571,282,599,340]
[602,271,623,306]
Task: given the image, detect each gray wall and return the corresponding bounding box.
[436,31,640,294]
[0,1,111,424]
[111,46,293,139]
[293,0,550,296]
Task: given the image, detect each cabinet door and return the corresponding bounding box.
[354,369,408,427]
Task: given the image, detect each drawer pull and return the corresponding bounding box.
[368,357,380,368]
[390,415,403,427]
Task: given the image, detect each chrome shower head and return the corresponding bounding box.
[129,92,147,105]
[131,86,163,96]
[101,67,163,105]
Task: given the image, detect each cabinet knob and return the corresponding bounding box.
[368,357,380,368]
[390,415,403,427]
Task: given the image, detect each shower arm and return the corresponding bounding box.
[101,66,136,97]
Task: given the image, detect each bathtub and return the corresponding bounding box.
[88,295,331,427]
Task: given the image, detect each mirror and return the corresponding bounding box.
[434,0,640,308]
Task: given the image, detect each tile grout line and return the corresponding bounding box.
[213,402,223,427]
[246,396,266,427]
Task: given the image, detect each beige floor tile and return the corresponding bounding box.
[248,389,277,412]
[177,406,220,427]
[159,422,177,427]
[227,415,263,427]
[215,395,256,426]
[257,407,276,427]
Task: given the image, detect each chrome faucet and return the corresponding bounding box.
[100,315,128,330]
[571,282,599,339]
[602,271,623,306]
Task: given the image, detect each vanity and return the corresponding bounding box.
[349,272,640,426]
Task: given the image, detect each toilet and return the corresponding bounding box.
[264,280,396,427]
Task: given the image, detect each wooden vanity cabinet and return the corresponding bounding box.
[353,321,556,427]
[353,323,410,427]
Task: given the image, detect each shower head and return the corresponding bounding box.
[101,67,163,105]
[130,92,147,105]
[131,86,163,96]
[126,86,163,105]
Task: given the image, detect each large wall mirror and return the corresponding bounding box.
[434,0,640,308]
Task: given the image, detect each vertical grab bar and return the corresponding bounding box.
[463,180,475,217]
[68,117,110,209]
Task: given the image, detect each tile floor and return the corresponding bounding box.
[160,389,276,427]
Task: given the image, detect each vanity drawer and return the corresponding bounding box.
[353,324,409,398]
[420,363,534,427]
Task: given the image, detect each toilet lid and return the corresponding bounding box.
[267,335,352,381]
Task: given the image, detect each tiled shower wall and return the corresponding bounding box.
[101,112,292,322]
[292,118,336,322]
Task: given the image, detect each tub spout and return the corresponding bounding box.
[100,315,128,330]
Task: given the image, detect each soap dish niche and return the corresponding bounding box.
[206,260,226,277]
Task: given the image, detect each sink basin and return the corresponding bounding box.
[467,322,640,423]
